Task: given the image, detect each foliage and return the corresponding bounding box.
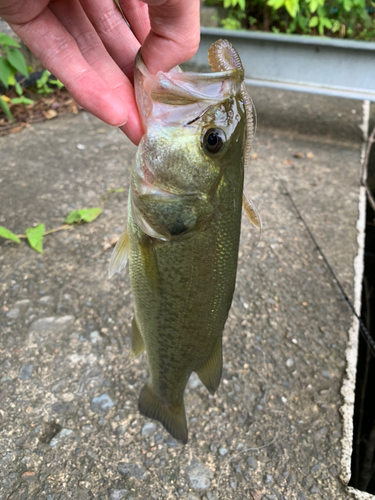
[0,32,32,121]
[204,0,375,39]
[26,224,45,253]
[0,188,123,253]
[36,70,64,95]
[0,225,21,244]
[0,34,64,122]
[65,207,103,224]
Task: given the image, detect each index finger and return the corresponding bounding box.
[140,0,200,75]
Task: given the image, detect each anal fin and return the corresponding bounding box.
[196,338,222,395]
[130,316,145,359]
[138,383,188,444]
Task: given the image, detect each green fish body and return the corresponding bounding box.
[109,40,260,443]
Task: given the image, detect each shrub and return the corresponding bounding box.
[204,0,375,39]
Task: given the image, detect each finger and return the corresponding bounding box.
[48,0,143,143]
[9,8,128,126]
[79,0,141,81]
[9,7,143,143]
[140,0,200,74]
[118,0,151,44]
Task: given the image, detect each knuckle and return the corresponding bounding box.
[92,9,124,38]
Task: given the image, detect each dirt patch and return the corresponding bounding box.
[0,88,80,137]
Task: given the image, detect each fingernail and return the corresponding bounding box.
[117,119,128,127]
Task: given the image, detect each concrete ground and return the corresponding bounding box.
[0,87,368,499]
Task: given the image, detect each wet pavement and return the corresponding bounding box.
[0,87,368,499]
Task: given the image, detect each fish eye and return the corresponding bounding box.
[203,128,226,154]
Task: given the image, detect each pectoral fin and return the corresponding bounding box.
[139,235,160,294]
[242,192,262,230]
[196,338,222,395]
[130,316,145,359]
[108,227,130,278]
[138,383,188,444]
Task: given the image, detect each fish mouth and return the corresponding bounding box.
[134,50,244,130]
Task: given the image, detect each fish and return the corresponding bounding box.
[109,39,261,444]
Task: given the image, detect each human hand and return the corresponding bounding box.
[0,0,200,144]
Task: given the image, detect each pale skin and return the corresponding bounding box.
[0,0,200,144]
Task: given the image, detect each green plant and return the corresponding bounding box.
[0,187,124,253]
[203,0,375,39]
[0,207,103,253]
[36,70,64,94]
[0,31,30,121]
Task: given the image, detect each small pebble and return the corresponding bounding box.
[185,457,213,491]
[286,358,294,368]
[247,456,257,470]
[18,364,33,381]
[14,299,31,308]
[89,330,103,344]
[38,296,53,305]
[29,316,75,333]
[110,490,128,500]
[141,422,156,437]
[264,474,273,484]
[49,428,73,447]
[90,394,115,415]
[118,463,147,480]
[206,493,218,500]
[7,308,19,319]
[219,447,228,456]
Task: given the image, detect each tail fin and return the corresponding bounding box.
[138,383,188,444]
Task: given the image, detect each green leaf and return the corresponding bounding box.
[49,78,64,89]
[268,0,286,10]
[0,225,21,243]
[0,33,20,48]
[297,14,309,30]
[7,48,29,77]
[322,17,332,28]
[309,15,319,26]
[36,70,51,88]
[14,81,23,96]
[25,224,45,253]
[285,0,299,17]
[37,86,54,94]
[308,0,319,13]
[65,207,103,224]
[65,210,82,224]
[78,208,103,223]
[10,96,34,105]
[8,73,16,86]
[0,96,14,121]
[0,57,12,89]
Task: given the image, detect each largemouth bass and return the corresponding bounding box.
[109,39,260,444]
